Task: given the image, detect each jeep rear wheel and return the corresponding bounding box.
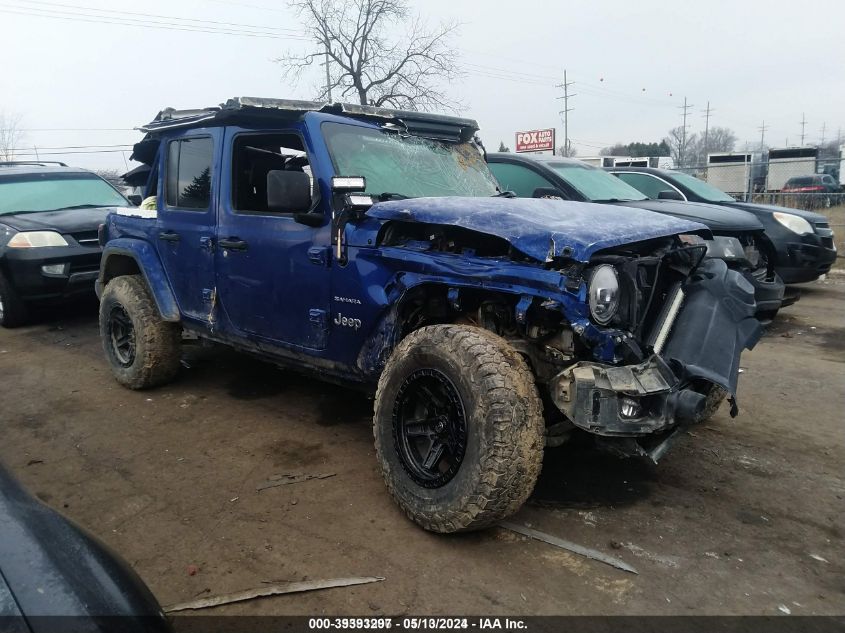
[99,275,181,389]
[0,272,28,328]
[374,325,545,533]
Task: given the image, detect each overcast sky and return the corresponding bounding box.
[1,0,843,171]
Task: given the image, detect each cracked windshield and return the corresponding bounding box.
[323,122,499,199]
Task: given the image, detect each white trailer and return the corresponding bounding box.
[706,152,752,195]
[840,145,845,187]
[577,156,604,167]
[613,157,650,167]
[767,147,818,191]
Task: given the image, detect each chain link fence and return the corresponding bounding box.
[672,154,844,212]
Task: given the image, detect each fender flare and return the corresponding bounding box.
[97,239,181,322]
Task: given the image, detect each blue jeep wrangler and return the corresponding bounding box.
[97,98,761,533]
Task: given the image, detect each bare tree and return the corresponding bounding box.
[664,126,698,168]
[0,111,24,162]
[688,126,737,164]
[277,0,461,111]
[94,168,124,189]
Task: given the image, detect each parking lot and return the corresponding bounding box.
[0,271,841,617]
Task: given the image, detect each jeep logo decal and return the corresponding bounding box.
[334,312,362,330]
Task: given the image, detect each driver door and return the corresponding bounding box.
[213,128,332,349]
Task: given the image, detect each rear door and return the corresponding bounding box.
[155,130,220,322]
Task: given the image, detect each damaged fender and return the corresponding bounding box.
[661,257,762,399]
[97,239,181,322]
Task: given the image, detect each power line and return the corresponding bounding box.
[0,4,308,39]
[14,0,304,33]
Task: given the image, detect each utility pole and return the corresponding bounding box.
[799,112,807,146]
[820,122,826,145]
[678,97,693,167]
[758,120,768,151]
[702,101,713,158]
[555,69,576,156]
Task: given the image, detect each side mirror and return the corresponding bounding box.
[532,187,566,199]
[657,189,684,201]
[267,170,312,214]
[127,194,142,206]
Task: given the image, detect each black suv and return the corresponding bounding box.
[487,153,787,319]
[609,167,837,284]
[0,162,130,327]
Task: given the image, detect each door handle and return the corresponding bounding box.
[218,237,248,251]
[158,230,180,243]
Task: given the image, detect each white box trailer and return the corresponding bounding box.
[578,156,604,167]
[613,157,650,167]
[707,152,752,195]
[652,156,675,169]
[578,156,626,168]
[767,147,818,191]
[840,145,845,187]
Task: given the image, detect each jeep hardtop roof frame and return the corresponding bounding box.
[137,97,480,144]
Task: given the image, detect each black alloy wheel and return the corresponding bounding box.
[108,305,136,367]
[392,368,468,488]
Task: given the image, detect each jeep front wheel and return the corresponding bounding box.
[99,275,182,389]
[374,325,545,533]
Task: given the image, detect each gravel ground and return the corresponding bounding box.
[0,278,842,617]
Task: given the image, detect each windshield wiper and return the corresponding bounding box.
[376,192,411,201]
[591,198,637,203]
[492,190,516,198]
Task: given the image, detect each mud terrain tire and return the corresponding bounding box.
[0,271,28,328]
[374,324,545,533]
[99,275,181,389]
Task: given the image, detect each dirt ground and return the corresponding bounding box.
[0,277,843,617]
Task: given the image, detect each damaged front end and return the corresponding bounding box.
[547,245,761,461]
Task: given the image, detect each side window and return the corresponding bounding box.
[488,162,557,198]
[614,173,678,199]
[165,137,214,210]
[232,133,313,214]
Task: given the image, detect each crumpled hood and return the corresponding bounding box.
[366,197,708,262]
[619,200,763,233]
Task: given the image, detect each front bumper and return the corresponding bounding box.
[743,268,785,315]
[551,355,708,436]
[777,241,837,283]
[3,245,102,301]
[550,258,761,440]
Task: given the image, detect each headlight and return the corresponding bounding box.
[7,231,69,248]
[588,264,620,325]
[704,236,746,261]
[773,212,813,235]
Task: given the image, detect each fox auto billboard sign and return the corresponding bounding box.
[515,128,555,153]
